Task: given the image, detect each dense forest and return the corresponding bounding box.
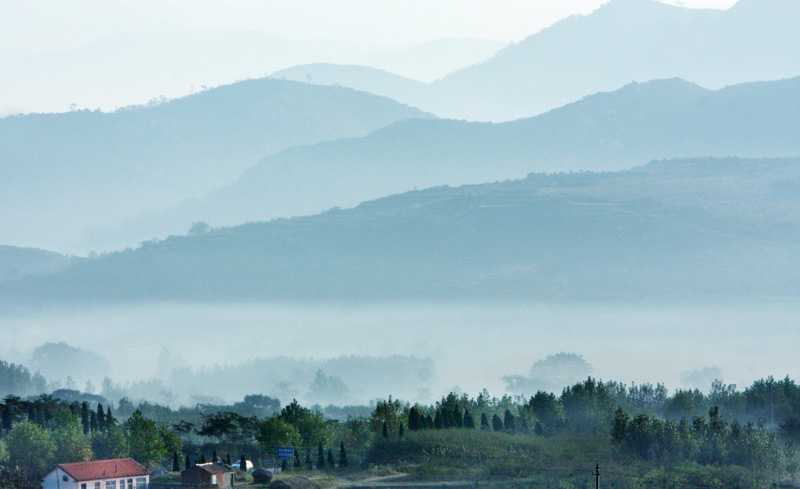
[2,358,799,489]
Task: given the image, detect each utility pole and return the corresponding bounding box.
[592,463,600,489]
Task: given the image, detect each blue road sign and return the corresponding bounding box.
[275,447,294,460]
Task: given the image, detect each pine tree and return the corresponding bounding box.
[173,452,180,472]
[382,421,388,438]
[398,423,404,438]
[339,442,348,467]
[327,449,335,467]
[185,454,191,470]
[317,442,325,468]
[612,407,628,444]
[240,454,247,472]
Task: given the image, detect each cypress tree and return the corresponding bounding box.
[199,453,206,464]
[398,423,404,438]
[492,414,503,432]
[173,452,180,472]
[382,421,388,438]
[453,406,463,428]
[90,411,98,432]
[213,449,218,463]
[1,406,11,432]
[317,442,325,468]
[503,409,516,433]
[81,402,89,434]
[481,413,490,430]
[463,408,474,429]
[106,406,115,427]
[226,453,232,466]
[339,442,348,467]
[327,449,335,467]
[240,454,247,472]
[408,407,421,431]
[426,415,434,429]
[185,454,191,470]
[97,403,106,432]
[434,411,444,429]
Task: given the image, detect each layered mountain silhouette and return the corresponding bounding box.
[5,157,798,304]
[162,77,800,232]
[273,0,800,121]
[0,78,432,252]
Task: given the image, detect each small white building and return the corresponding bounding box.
[42,458,150,489]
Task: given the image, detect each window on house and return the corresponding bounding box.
[106,480,117,489]
[95,482,101,489]
[128,479,133,489]
[211,475,217,484]
[135,478,146,489]
[63,476,69,482]
[81,483,87,489]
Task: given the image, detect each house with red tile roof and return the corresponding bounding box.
[42,458,149,489]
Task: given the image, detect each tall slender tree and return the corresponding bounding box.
[339,442,348,467]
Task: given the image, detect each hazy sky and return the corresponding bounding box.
[2,0,739,56]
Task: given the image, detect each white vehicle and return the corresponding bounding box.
[230,460,254,471]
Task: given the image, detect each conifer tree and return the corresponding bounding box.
[90,411,98,432]
[317,442,325,468]
[463,408,474,429]
[106,406,115,427]
[213,449,218,463]
[481,413,489,430]
[453,406,463,428]
[327,449,335,467]
[281,460,289,472]
[434,411,444,429]
[185,454,191,470]
[339,442,348,467]
[173,452,180,472]
[492,414,503,431]
[408,407,421,431]
[97,404,106,432]
[240,454,247,472]
[382,421,388,438]
[199,453,206,464]
[81,402,90,434]
[226,453,231,466]
[503,409,516,433]
[398,424,404,438]
[1,405,11,432]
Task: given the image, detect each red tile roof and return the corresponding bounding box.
[59,458,149,481]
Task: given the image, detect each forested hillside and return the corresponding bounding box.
[0,78,432,252]
[5,157,798,303]
[164,77,800,236]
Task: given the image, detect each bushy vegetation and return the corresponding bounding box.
[2,375,799,489]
